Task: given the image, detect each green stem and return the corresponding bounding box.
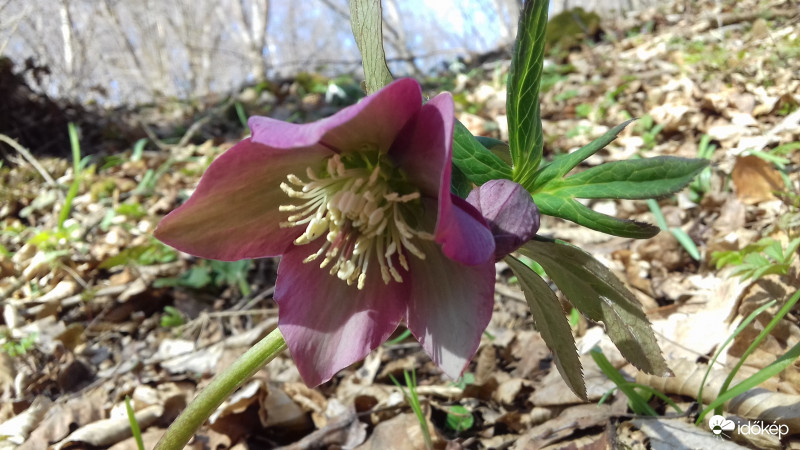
[154,328,287,450]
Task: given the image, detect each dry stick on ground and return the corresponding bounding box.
[690,8,799,34]
[139,97,233,150]
[0,134,57,186]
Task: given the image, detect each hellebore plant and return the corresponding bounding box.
[155,0,709,448]
[156,78,497,386]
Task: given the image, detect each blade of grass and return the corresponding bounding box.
[698,338,800,424]
[59,123,83,230]
[234,102,248,128]
[125,395,145,450]
[384,328,412,346]
[598,383,684,414]
[591,347,658,416]
[390,370,432,450]
[708,289,800,417]
[696,299,776,407]
[647,199,700,260]
[132,138,147,162]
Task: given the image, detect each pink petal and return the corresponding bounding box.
[154,139,330,260]
[406,240,495,379]
[436,194,495,266]
[390,93,495,265]
[275,243,409,386]
[249,78,422,154]
[389,92,454,197]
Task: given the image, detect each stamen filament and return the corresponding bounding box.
[279,153,434,289]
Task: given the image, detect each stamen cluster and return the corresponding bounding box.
[280,153,433,289]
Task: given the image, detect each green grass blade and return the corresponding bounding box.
[591,348,658,416]
[59,123,83,230]
[705,289,800,419]
[670,227,700,261]
[390,370,432,450]
[125,395,145,450]
[698,338,800,424]
[696,299,776,408]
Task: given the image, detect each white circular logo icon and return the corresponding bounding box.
[709,415,735,435]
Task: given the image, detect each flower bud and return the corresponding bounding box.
[466,179,540,260]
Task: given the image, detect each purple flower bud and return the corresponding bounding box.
[466,179,540,260]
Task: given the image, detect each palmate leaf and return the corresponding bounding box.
[506,256,586,399]
[519,240,670,376]
[452,120,512,186]
[507,0,549,188]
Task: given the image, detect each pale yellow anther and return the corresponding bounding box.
[279,153,434,290]
[385,241,397,257]
[398,192,420,202]
[398,252,409,271]
[357,273,366,290]
[368,165,380,185]
[337,260,355,280]
[368,208,384,227]
[305,217,328,240]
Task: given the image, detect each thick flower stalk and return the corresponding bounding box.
[155,78,496,386]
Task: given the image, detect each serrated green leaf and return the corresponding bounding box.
[475,136,512,165]
[529,119,634,192]
[544,157,709,199]
[349,0,393,94]
[507,0,549,187]
[763,240,784,262]
[533,192,660,238]
[452,120,512,185]
[743,252,770,267]
[507,256,586,399]
[519,240,670,376]
[786,238,800,260]
[450,163,472,198]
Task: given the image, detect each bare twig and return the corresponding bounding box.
[0,134,57,186]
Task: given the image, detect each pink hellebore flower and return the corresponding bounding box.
[155,78,496,386]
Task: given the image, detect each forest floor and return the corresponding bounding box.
[1,0,799,448]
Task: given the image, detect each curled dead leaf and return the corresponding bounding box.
[731,155,784,204]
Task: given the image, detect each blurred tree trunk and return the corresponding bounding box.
[100,0,159,97]
[381,0,422,77]
[491,0,520,44]
[230,0,270,81]
[58,0,75,94]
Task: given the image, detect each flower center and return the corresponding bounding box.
[279,152,433,289]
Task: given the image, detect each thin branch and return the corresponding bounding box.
[0,134,57,186]
[317,0,350,21]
